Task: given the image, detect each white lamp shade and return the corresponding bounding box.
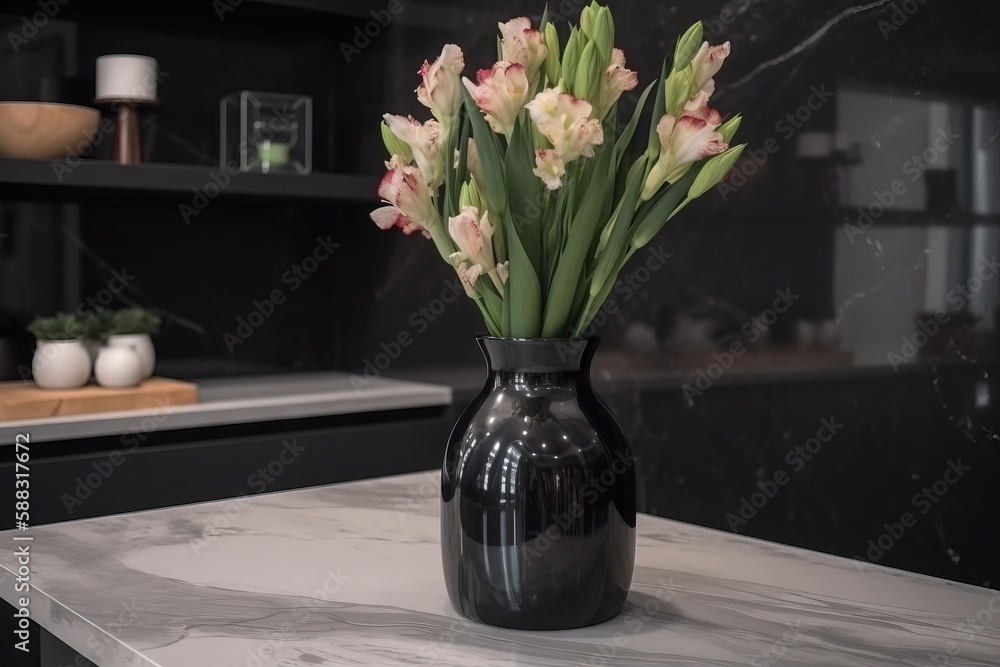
[96,55,158,101]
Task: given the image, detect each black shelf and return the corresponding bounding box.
[246,0,504,28]
[0,158,377,205]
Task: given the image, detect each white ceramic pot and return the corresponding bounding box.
[94,346,144,388]
[32,339,92,389]
[107,333,155,378]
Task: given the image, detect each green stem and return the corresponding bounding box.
[475,297,502,336]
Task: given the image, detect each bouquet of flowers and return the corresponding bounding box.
[370,1,744,339]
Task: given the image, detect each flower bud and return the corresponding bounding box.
[544,22,562,85]
[664,67,693,117]
[717,115,742,144]
[580,5,596,39]
[468,178,484,211]
[459,181,472,209]
[673,22,703,72]
[688,144,746,199]
[593,7,615,68]
[574,41,601,101]
[562,27,583,91]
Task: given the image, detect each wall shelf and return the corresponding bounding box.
[246,0,505,29]
[0,158,377,205]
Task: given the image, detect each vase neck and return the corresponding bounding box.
[478,338,597,373]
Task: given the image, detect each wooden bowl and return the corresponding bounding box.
[0,102,100,159]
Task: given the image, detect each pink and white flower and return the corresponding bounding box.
[383,114,445,188]
[683,80,722,127]
[450,254,484,297]
[416,44,465,122]
[370,157,438,237]
[525,89,604,163]
[463,62,530,137]
[641,114,728,200]
[597,49,638,119]
[449,206,506,294]
[690,41,731,92]
[499,17,547,84]
[448,206,495,270]
[533,149,566,191]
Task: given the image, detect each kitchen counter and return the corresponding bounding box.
[1,473,998,666]
[0,373,451,444]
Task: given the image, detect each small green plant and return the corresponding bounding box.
[27,313,84,341]
[108,308,161,336]
[80,309,115,343]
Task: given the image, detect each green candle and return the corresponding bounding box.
[257,139,290,171]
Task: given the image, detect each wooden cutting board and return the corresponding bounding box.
[0,377,198,421]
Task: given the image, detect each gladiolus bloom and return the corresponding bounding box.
[641,114,728,200]
[416,44,465,122]
[596,49,638,119]
[533,149,567,191]
[383,114,445,189]
[463,62,530,137]
[371,157,438,237]
[683,80,722,127]
[448,206,496,271]
[499,17,548,84]
[690,41,731,92]
[525,89,604,163]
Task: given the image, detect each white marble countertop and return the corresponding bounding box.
[1,473,998,666]
[0,373,452,444]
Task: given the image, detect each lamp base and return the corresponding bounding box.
[93,98,160,165]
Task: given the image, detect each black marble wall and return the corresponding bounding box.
[0,0,998,587]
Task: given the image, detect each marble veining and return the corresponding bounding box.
[1,472,998,666]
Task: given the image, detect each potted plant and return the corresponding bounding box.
[80,308,114,361]
[369,3,743,629]
[82,309,144,388]
[106,308,161,379]
[27,313,92,389]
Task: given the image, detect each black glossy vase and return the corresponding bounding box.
[441,337,636,630]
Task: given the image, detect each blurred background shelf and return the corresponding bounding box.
[0,158,377,204]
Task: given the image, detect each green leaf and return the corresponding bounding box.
[542,144,613,338]
[505,217,543,338]
[544,174,573,293]
[462,87,508,219]
[454,112,471,206]
[478,284,504,333]
[593,156,647,277]
[613,80,655,170]
[441,116,463,221]
[630,164,701,250]
[645,60,669,164]
[505,113,544,273]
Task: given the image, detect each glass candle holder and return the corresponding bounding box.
[221,91,312,175]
